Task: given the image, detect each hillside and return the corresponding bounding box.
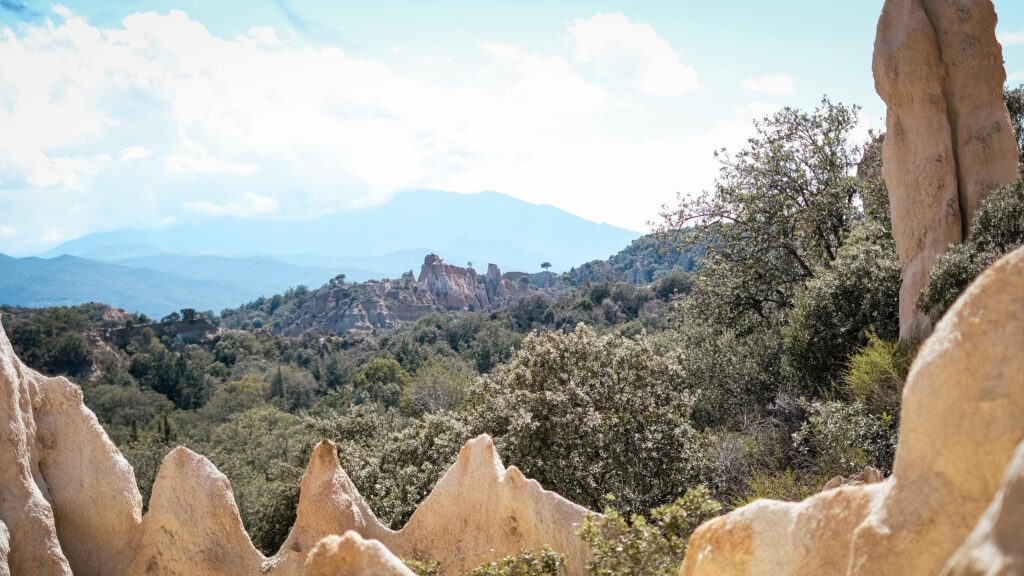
[220,254,566,335]
[0,253,372,318]
[565,229,704,285]
[44,190,641,273]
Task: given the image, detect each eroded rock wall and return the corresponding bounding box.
[873,0,1019,339]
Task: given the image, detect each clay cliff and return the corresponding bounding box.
[873,0,1019,339]
[0,320,593,575]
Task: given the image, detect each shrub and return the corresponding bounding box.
[843,332,913,417]
[792,400,898,477]
[578,486,721,576]
[471,325,695,516]
[919,179,1024,320]
[462,547,564,576]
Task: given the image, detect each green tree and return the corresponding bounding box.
[661,98,865,327]
[350,358,411,408]
[405,356,476,414]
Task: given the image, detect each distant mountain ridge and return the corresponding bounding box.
[44,190,641,273]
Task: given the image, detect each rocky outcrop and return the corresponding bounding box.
[304,533,414,576]
[943,442,1024,576]
[273,255,556,336]
[873,0,1019,339]
[418,254,528,311]
[679,245,1024,575]
[0,318,593,575]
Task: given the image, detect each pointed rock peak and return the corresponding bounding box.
[309,439,341,475]
[305,532,415,576]
[442,434,506,484]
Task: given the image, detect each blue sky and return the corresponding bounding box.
[1,1,1022,255]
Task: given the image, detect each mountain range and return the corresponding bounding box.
[1,191,641,317]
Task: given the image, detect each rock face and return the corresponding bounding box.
[273,255,555,336]
[0,318,593,575]
[873,0,1019,339]
[943,442,1024,576]
[679,245,1024,575]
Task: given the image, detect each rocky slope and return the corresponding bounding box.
[0,319,593,575]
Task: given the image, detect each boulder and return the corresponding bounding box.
[304,532,414,576]
[679,245,1024,575]
[873,0,1018,339]
[943,441,1024,576]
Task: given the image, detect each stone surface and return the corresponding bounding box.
[0,315,140,576]
[943,441,1024,576]
[873,0,1019,339]
[679,245,1024,576]
[304,532,415,576]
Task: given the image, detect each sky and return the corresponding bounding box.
[0,1,1023,255]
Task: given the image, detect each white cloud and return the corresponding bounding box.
[185,192,279,217]
[742,74,796,96]
[1009,71,1024,83]
[998,31,1024,46]
[0,226,15,238]
[119,146,152,162]
[0,6,818,254]
[568,13,699,96]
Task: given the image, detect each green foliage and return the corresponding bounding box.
[578,486,721,576]
[472,325,694,516]
[405,356,475,414]
[204,406,314,554]
[663,98,865,327]
[462,547,564,576]
[4,307,93,375]
[739,469,824,505]
[350,358,410,408]
[918,179,1024,320]
[1006,85,1024,165]
[782,220,901,393]
[305,406,473,528]
[792,399,897,477]
[843,333,913,417]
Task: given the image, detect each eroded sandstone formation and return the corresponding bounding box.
[0,319,593,575]
[943,441,1024,576]
[679,244,1024,575]
[873,0,1019,339]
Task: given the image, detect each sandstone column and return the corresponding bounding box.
[873,0,1018,340]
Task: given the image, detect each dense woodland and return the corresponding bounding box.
[4,88,1023,576]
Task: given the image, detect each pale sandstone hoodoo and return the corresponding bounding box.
[0,318,593,575]
[942,441,1024,576]
[873,0,1019,339]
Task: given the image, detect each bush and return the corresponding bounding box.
[782,220,901,394]
[405,356,475,414]
[843,333,913,417]
[919,180,1024,320]
[462,547,564,576]
[471,325,695,516]
[578,486,721,576]
[792,400,898,477]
